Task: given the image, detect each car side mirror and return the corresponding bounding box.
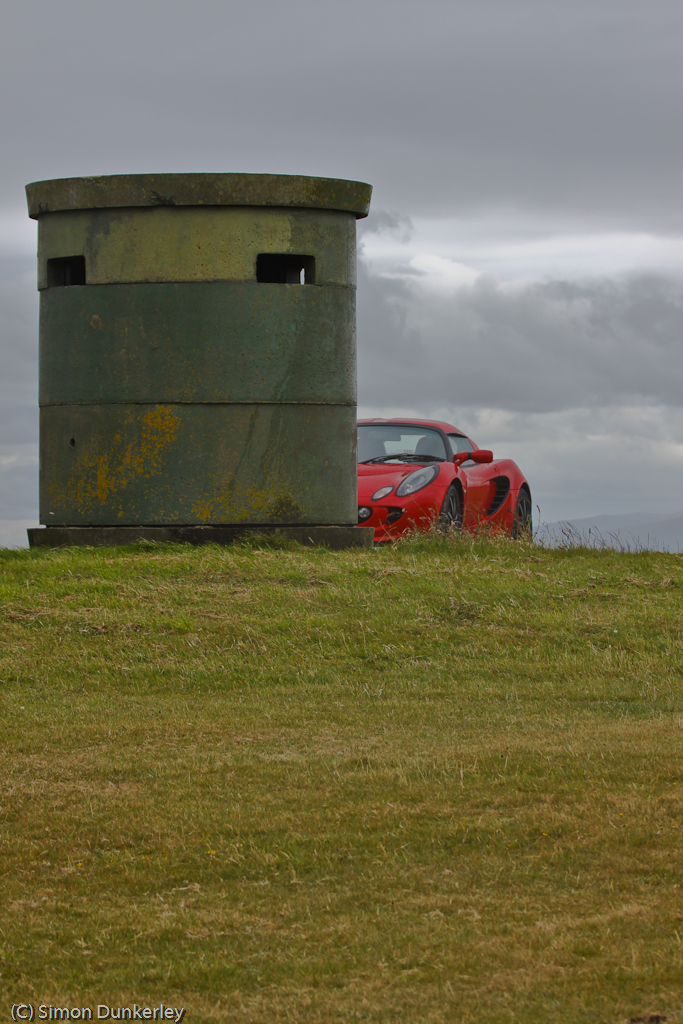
[470,449,493,464]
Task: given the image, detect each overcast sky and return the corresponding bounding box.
[2,0,683,543]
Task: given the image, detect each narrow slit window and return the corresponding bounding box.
[47,256,86,287]
[256,254,315,284]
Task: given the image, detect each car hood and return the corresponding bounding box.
[357,462,435,496]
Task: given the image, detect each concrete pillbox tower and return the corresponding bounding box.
[25,173,372,547]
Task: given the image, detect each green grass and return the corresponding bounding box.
[1,532,682,1023]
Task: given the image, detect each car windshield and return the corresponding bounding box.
[358,425,448,464]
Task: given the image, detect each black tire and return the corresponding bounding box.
[512,488,532,539]
[439,485,462,533]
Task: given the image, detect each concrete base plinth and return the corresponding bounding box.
[27,525,373,551]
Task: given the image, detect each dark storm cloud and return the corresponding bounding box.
[357,257,683,413]
[0,0,682,228]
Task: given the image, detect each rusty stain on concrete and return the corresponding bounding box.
[46,405,181,515]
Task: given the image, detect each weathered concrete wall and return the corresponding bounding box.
[26,173,371,527]
[34,206,356,289]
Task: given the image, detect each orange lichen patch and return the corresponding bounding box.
[139,406,181,472]
[52,406,181,515]
[191,498,215,524]
[191,484,305,525]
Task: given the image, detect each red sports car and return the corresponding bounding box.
[357,418,532,543]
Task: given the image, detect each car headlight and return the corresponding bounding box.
[395,464,440,497]
[358,506,372,521]
[371,485,394,501]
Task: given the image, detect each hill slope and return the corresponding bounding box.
[1,534,681,1023]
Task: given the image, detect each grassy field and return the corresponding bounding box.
[1,531,682,1024]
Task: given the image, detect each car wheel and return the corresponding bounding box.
[439,485,462,532]
[512,488,532,539]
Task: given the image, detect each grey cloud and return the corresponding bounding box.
[0,255,39,532]
[0,0,682,228]
[357,261,683,413]
[356,252,683,522]
[460,404,683,522]
[0,259,38,445]
[358,211,414,245]
[0,447,38,520]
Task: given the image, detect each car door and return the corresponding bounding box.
[448,434,491,527]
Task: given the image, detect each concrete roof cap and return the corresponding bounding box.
[26,172,372,220]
